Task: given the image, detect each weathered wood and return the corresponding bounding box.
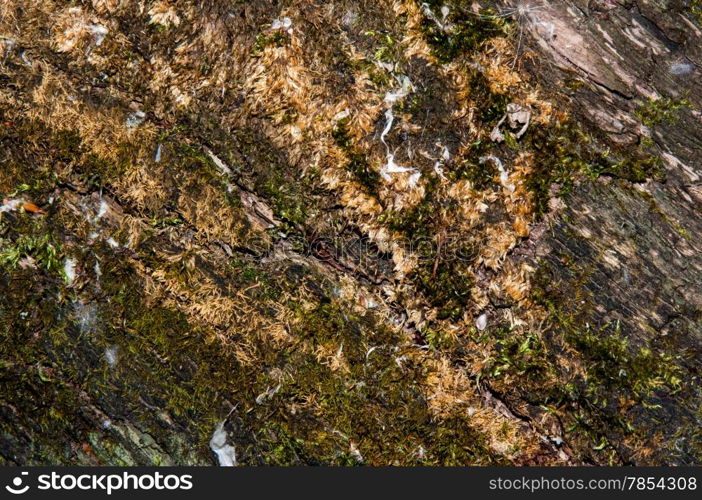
[501,0,702,464]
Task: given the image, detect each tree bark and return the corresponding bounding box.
[0,0,699,466]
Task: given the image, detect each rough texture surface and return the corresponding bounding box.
[0,0,699,466]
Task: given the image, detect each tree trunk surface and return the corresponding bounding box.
[0,0,699,466]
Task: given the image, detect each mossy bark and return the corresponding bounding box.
[504,0,702,464]
[0,0,699,466]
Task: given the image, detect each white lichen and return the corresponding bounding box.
[349,442,364,463]
[96,199,109,220]
[105,345,119,367]
[479,155,515,192]
[255,384,282,405]
[87,24,108,47]
[490,103,531,142]
[125,110,145,130]
[379,77,421,187]
[209,421,237,466]
[73,300,98,335]
[271,17,292,32]
[64,257,77,285]
[0,198,22,213]
[421,3,453,31]
[432,143,451,180]
[342,10,358,28]
[669,62,694,76]
[475,313,488,331]
[204,147,232,176]
[1,37,16,58]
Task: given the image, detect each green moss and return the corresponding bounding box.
[415,259,475,321]
[451,140,496,188]
[364,30,401,64]
[95,259,243,454]
[473,326,552,381]
[520,121,664,216]
[423,326,458,350]
[332,119,381,195]
[394,89,432,117]
[0,217,248,464]
[527,260,686,456]
[429,417,507,465]
[0,119,506,467]
[81,256,496,465]
[150,216,185,228]
[0,259,83,462]
[603,154,665,183]
[52,129,83,162]
[563,323,682,402]
[635,96,690,127]
[383,177,478,320]
[173,142,221,181]
[523,123,592,215]
[51,129,127,189]
[0,111,137,202]
[693,0,702,25]
[0,231,62,274]
[419,2,507,64]
[260,175,306,226]
[349,57,392,87]
[249,293,505,465]
[252,31,289,56]
[385,177,441,239]
[467,71,509,123]
[563,78,586,91]
[225,129,309,227]
[258,422,317,465]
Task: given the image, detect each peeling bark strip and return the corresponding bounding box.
[0,0,699,466]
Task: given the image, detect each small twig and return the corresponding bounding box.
[431,231,446,278]
[512,23,524,69]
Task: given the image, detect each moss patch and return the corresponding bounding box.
[419,1,508,64]
[332,118,381,196]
